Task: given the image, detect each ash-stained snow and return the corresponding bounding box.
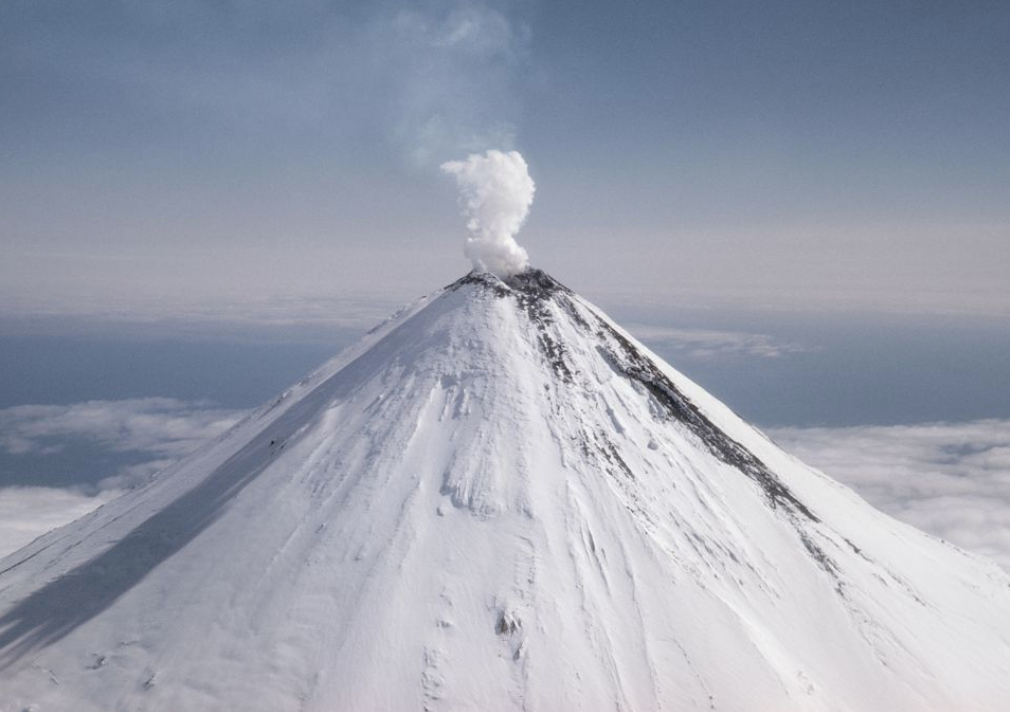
[1,270,1009,711]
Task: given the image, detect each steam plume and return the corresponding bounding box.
[441,150,535,277]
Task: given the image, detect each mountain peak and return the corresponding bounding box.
[2,271,1009,711]
[456,267,818,523]
[448,266,570,299]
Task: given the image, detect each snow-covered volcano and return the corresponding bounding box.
[2,270,1009,711]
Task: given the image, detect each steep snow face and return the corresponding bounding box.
[2,270,1010,712]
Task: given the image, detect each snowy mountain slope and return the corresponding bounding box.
[1,269,1009,711]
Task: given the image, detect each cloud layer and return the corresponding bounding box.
[0,487,122,561]
[629,325,814,359]
[1,398,238,455]
[769,419,1010,570]
[0,398,245,558]
[0,398,243,490]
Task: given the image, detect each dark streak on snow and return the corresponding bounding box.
[800,533,840,577]
[452,271,575,383]
[601,441,635,481]
[450,270,841,584]
[844,537,874,564]
[594,322,819,523]
[509,272,575,384]
[455,270,819,524]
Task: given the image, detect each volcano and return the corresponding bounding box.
[1,270,1009,711]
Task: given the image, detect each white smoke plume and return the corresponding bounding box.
[441,149,535,277]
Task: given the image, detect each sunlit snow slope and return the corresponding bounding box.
[1,270,1009,711]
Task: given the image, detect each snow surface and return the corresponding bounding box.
[1,270,1009,711]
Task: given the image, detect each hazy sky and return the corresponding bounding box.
[3,1,1009,573]
[2,0,1008,316]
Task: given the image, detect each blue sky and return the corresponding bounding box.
[2,0,1008,315]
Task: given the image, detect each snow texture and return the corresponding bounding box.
[441,150,534,276]
[1,269,1009,711]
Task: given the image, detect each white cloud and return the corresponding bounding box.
[0,398,246,559]
[0,487,122,560]
[0,398,245,492]
[0,397,242,461]
[768,419,1010,571]
[628,324,814,359]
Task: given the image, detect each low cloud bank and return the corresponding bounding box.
[0,487,123,560]
[1,398,242,484]
[629,325,814,359]
[0,398,246,558]
[769,419,1010,570]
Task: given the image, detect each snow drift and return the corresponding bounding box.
[1,269,1009,711]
